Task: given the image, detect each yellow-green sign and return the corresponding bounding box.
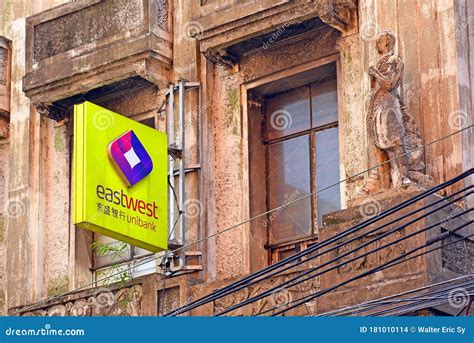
[74,102,168,252]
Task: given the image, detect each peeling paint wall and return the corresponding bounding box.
[0,0,70,310]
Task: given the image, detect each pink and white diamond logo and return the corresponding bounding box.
[107,130,153,187]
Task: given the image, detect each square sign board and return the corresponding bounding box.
[74,101,168,252]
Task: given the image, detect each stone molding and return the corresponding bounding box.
[193,0,357,54]
[12,284,144,317]
[22,0,172,109]
[213,269,320,316]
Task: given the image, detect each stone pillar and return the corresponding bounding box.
[0,35,10,316]
[335,32,371,200]
[6,13,37,308]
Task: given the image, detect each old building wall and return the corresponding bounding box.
[40,118,70,298]
[0,0,472,317]
[0,0,69,309]
[192,0,472,285]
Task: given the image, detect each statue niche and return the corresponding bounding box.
[360,30,432,194]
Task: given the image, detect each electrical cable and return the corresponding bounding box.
[341,280,474,316]
[329,234,474,316]
[217,205,472,316]
[317,233,474,316]
[268,220,472,316]
[367,283,474,317]
[317,274,474,316]
[168,184,472,315]
[166,170,473,315]
[215,192,472,315]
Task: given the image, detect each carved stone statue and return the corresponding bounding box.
[361,30,430,194]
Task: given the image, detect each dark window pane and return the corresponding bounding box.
[266,87,311,140]
[311,78,338,128]
[268,136,311,244]
[140,116,156,128]
[315,127,341,227]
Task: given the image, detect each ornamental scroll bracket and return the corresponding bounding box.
[204,48,239,70]
[35,102,69,122]
[320,0,358,34]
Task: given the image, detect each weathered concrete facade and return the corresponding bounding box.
[0,0,472,316]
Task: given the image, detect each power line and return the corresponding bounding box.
[215,191,472,316]
[267,220,472,316]
[220,211,473,315]
[317,274,474,316]
[167,172,472,316]
[366,282,474,316]
[12,125,473,315]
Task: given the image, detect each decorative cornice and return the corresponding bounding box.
[193,0,358,52]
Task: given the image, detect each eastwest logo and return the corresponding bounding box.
[107,130,153,187]
[96,185,159,219]
[101,130,159,220]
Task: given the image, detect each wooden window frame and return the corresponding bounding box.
[243,54,344,263]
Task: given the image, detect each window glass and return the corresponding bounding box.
[268,136,311,244]
[265,86,311,140]
[311,78,338,127]
[315,127,341,227]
